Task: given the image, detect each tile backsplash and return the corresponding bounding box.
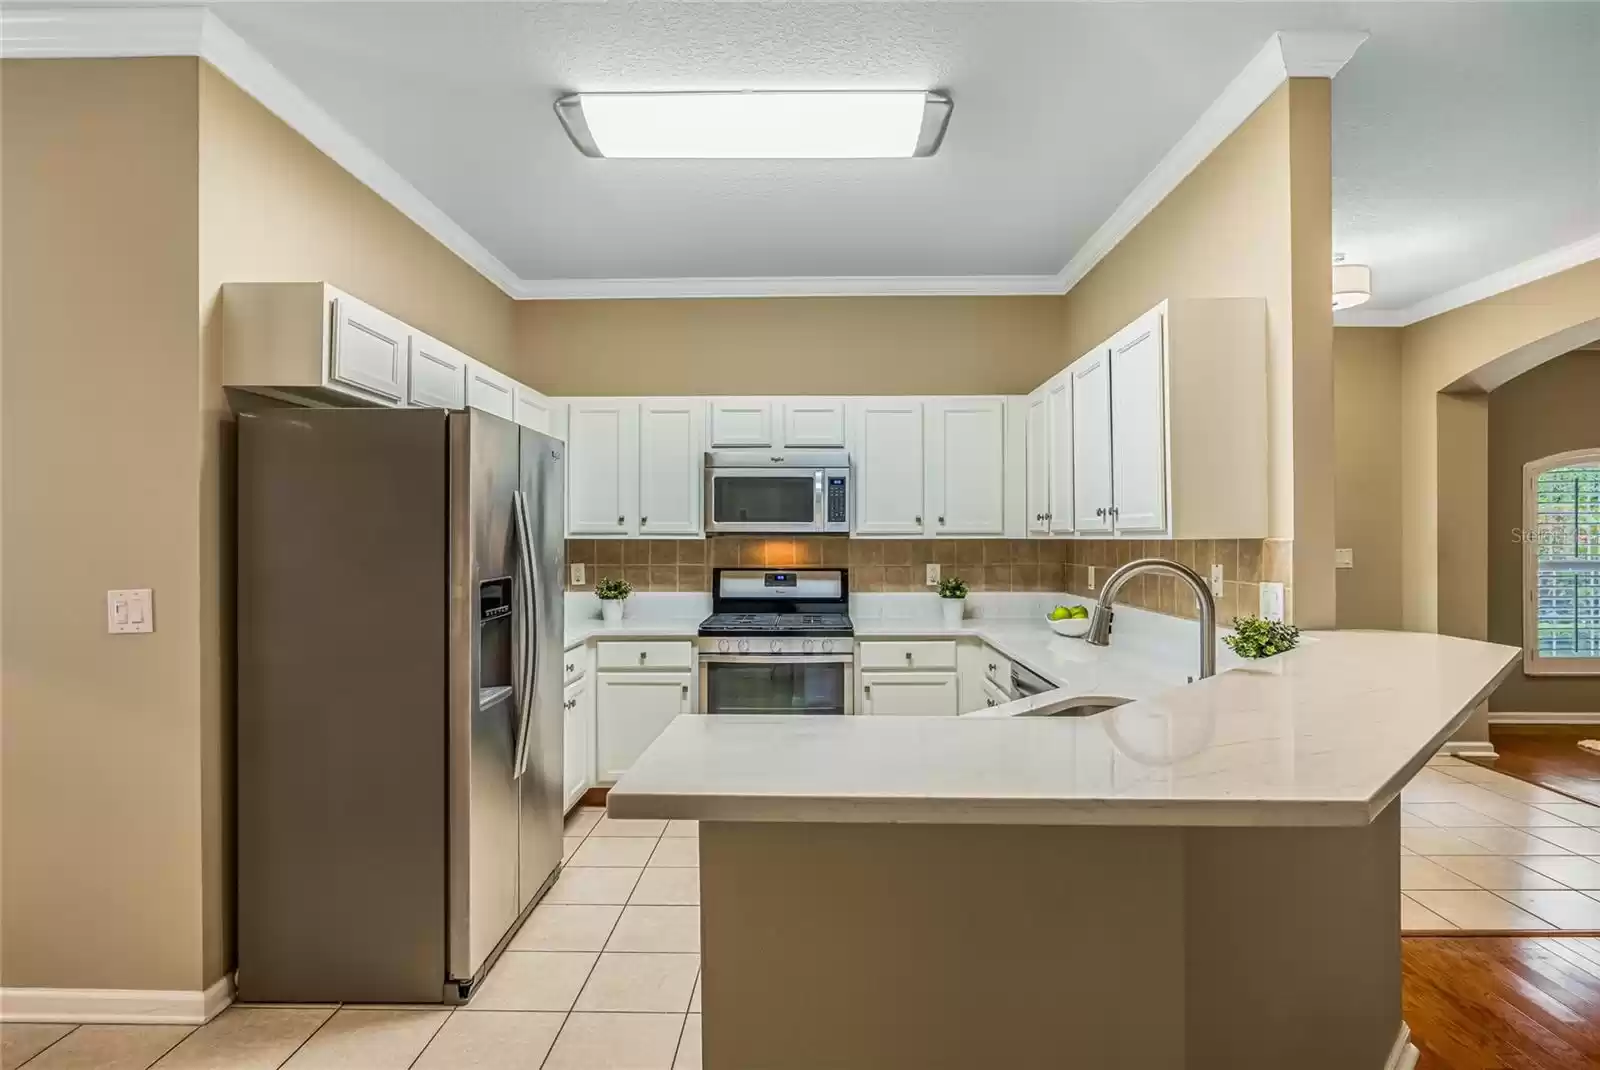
[564,536,1294,623]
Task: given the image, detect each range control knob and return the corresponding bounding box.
[737,638,750,653]
[718,638,731,653]
[802,639,815,653]
[821,639,833,653]
[770,639,783,654]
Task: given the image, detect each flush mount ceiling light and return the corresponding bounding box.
[553,91,953,159]
[1332,255,1372,310]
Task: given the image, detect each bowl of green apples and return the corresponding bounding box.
[1047,604,1092,637]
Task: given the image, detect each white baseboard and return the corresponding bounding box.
[1488,710,1600,726]
[0,974,233,1025]
[1438,740,1499,760]
[1386,1024,1420,1070]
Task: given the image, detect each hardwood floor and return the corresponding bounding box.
[1477,725,1600,807]
[1404,936,1600,1069]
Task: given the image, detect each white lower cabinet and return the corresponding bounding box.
[562,674,592,813]
[859,671,960,716]
[595,670,693,783]
[981,679,1011,711]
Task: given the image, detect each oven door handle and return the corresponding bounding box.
[699,654,855,665]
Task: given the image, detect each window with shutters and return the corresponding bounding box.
[1523,450,1600,674]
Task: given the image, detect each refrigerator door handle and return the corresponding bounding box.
[511,489,537,779]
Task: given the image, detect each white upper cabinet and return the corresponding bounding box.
[330,295,409,404]
[1046,377,1074,535]
[637,400,704,536]
[567,400,638,535]
[466,360,516,421]
[850,399,925,535]
[515,385,556,435]
[925,398,1005,536]
[710,399,773,448]
[781,399,847,448]
[406,331,468,409]
[1024,388,1051,536]
[1108,310,1168,533]
[1071,350,1114,533]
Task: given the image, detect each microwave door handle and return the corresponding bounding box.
[511,489,537,778]
[814,471,824,530]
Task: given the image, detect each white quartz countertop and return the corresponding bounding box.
[607,630,1518,828]
[564,618,703,649]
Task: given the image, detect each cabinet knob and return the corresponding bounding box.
[988,663,997,672]
[938,516,945,525]
[1035,513,1044,522]
[639,652,648,663]
[1095,507,1105,518]
[905,651,913,663]
[681,684,689,697]
[617,516,625,525]
[641,516,648,525]
[915,515,923,525]
[1045,512,1052,521]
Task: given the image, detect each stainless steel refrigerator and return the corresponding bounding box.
[236,407,564,1004]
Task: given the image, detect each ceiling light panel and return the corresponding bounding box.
[555,91,952,159]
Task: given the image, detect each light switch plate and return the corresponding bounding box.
[1209,563,1224,598]
[1259,582,1286,622]
[925,563,940,586]
[570,563,585,586]
[1334,548,1354,569]
[107,589,153,634]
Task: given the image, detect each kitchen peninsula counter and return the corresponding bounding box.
[609,629,1518,1070]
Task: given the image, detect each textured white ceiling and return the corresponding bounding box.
[215,2,1600,310]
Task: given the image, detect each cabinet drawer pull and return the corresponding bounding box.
[566,662,575,674]
[905,651,913,663]
[639,652,648,663]
[987,663,997,672]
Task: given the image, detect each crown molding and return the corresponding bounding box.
[513,273,1065,301]
[0,5,524,297]
[1053,30,1367,294]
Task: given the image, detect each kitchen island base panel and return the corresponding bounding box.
[699,805,1403,1070]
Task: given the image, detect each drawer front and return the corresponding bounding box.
[983,647,1013,691]
[981,679,1012,711]
[562,647,586,685]
[856,640,958,671]
[595,640,695,671]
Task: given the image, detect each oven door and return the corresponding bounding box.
[700,655,853,716]
[704,468,823,533]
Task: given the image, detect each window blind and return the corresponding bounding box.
[1533,463,1600,658]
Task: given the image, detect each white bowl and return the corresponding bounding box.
[1048,615,1091,638]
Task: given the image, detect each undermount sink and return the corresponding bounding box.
[1020,695,1134,717]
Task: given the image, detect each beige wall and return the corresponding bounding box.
[1486,350,1600,713]
[1398,259,1600,633]
[2,58,207,991]
[514,295,1064,396]
[1058,80,1335,625]
[1332,327,1403,629]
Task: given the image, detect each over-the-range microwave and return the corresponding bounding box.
[704,450,850,534]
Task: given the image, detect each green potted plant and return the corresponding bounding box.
[938,575,969,627]
[595,576,632,625]
[1223,616,1300,662]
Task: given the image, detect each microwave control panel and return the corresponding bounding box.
[826,477,848,524]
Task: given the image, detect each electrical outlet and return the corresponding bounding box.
[925,563,940,586]
[1088,566,1097,591]
[1260,582,1286,622]
[1209,563,1224,598]
[570,563,585,586]
[1334,548,1354,569]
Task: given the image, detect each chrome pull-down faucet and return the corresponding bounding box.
[1085,558,1217,680]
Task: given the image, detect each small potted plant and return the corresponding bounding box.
[1223,616,1300,667]
[938,575,969,627]
[595,576,632,625]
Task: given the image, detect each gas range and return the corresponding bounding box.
[696,569,854,659]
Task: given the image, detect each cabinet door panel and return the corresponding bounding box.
[1109,313,1168,533]
[1025,390,1050,536]
[567,401,637,535]
[710,400,773,447]
[852,400,924,535]
[515,386,555,435]
[331,296,408,403]
[563,677,590,813]
[927,399,1005,536]
[1071,352,1113,533]
[595,673,690,783]
[781,400,846,448]
[638,400,703,535]
[1047,378,1075,534]
[467,361,516,420]
[860,672,959,716]
[408,332,467,409]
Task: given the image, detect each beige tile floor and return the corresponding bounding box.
[2,810,699,1070]
[1401,755,1600,932]
[10,758,1599,1068]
